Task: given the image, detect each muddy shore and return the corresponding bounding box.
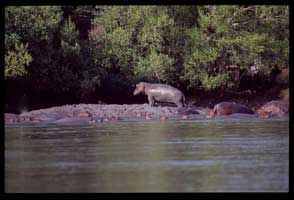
[5,99,289,125]
[5,104,209,125]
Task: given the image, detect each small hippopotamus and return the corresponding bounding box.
[256,100,289,118]
[207,101,254,118]
[133,82,186,107]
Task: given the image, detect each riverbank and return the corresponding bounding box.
[5,104,206,125]
[5,99,289,125]
[5,83,289,125]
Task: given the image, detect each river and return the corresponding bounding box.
[5,118,289,192]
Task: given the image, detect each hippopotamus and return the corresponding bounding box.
[133,82,186,107]
[256,100,289,118]
[207,101,254,118]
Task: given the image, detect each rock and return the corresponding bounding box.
[102,117,111,122]
[110,116,121,121]
[160,116,168,120]
[136,112,142,118]
[256,100,289,118]
[181,115,188,119]
[6,101,284,125]
[31,117,41,122]
[19,116,33,122]
[5,113,19,124]
[89,118,96,124]
[78,111,91,117]
[145,115,152,120]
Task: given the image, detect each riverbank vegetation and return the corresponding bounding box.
[5,6,289,113]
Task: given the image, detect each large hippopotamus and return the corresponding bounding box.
[133,82,186,107]
[256,100,289,118]
[207,101,254,118]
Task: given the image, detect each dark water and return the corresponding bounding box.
[5,118,289,192]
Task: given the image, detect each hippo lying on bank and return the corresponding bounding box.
[256,100,289,118]
[207,102,254,118]
[133,82,186,107]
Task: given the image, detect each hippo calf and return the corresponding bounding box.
[133,82,186,107]
[208,102,254,118]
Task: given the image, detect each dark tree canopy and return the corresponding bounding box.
[5,6,289,110]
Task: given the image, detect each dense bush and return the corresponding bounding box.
[5,5,289,108]
[182,6,289,91]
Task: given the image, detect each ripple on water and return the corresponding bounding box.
[5,119,289,192]
[111,160,216,167]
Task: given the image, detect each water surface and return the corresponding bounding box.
[5,118,289,192]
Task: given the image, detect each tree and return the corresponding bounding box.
[4,6,289,109]
[5,6,62,80]
[90,6,181,86]
[181,5,289,92]
[5,42,32,79]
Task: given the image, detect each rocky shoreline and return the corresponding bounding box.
[5,104,191,125]
[5,100,289,125]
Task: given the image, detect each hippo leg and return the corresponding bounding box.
[148,96,155,107]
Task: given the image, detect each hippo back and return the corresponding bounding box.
[143,82,184,98]
[214,102,253,115]
[143,82,181,92]
[235,104,254,114]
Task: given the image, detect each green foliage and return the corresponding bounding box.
[201,73,230,91]
[5,6,62,43]
[5,43,32,79]
[90,6,182,87]
[4,5,289,105]
[5,6,103,100]
[5,6,61,81]
[135,49,175,82]
[182,5,289,91]
[5,33,21,50]
[138,12,174,52]
[60,17,81,55]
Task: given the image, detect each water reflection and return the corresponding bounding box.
[5,120,289,192]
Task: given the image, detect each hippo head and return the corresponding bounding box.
[133,82,145,96]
